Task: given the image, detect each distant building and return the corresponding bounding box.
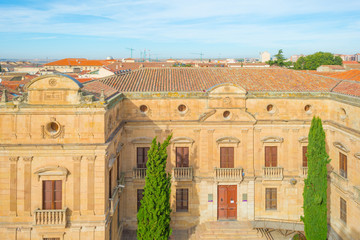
[43,58,116,73]
[317,65,345,72]
[260,51,270,63]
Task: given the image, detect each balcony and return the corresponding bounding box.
[173,167,193,181]
[330,171,349,192]
[133,168,146,179]
[263,167,284,180]
[301,167,308,177]
[353,186,360,203]
[34,208,67,227]
[214,167,243,182]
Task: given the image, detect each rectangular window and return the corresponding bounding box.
[176,189,189,212]
[340,197,346,223]
[220,147,234,168]
[339,153,347,178]
[42,180,62,210]
[302,146,308,167]
[137,147,150,168]
[265,146,277,167]
[176,147,189,167]
[265,188,277,210]
[109,169,112,198]
[137,189,144,212]
[43,238,60,240]
[117,155,120,180]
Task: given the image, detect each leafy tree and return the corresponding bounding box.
[266,49,293,67]
[137,135,172,240]
[301,117,331,240]
[294,52,342,70]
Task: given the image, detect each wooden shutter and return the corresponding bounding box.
[271,147,277,167]
[176,147,182,167]
[339,153,348,178]
[265,147,271,167]
[183,147,189,167]
[265,146,277,167]
[220,147,234,168]
[137,147,149,168]
[265,188,277,210]
[176,189,189,212]
[302,146,308,167]
[43,180,62,210]
[144,147,149,167]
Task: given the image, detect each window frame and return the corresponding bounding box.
[137,147,150,169]
[176,147,189,167]
[302,146,308,167]
[220,147,235,168]
[42,180,62,210]
[340,197,346,224]
[265,188,277,210]
[265,146,278,167]
[339,152,347,179]
[176,188,189,212]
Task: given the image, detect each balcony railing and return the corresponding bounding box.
[263,167,284,180]
[133,168,147,179]
[330,171,349,192]
[353,186,360,203]
[173,167,193,181]
[215,167,243,181]
[34,208,67,226]
[302,167,308,177]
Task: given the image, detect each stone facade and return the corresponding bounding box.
[0,72,359,240]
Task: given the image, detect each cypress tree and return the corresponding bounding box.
[137,135,172,240]
[301,117,331,240]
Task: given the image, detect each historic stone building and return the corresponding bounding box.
[0,68,359,239]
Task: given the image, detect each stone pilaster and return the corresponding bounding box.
[23,156,33,215]
[9,157,19,216]
[87,156,96,213]
[73,156,82,214]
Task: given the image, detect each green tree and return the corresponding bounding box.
[137,135,172,240]
[301,117,331,240]
[294,52,342,70]
[266,49,292,67]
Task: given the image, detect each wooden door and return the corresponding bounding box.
[265,146,277,167]
[217,185,237,220]
[43,180,62,210]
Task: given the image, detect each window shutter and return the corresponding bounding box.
[220,147,226,168]
[43,180,53,210]
[137,148,143,168]
[302,146,308,167]
[183,147,189,167]
[144,147,149,166]
[176,147,182,167]
[271,147,277,167]
[54,180,62,209]
[265,147,271,167]
[228,148,234,168]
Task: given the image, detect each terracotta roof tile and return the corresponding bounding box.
[99,68,342,93]
[332,81,360,97]
[44,58,114,67]
[0,84,20,101]
[82,80,119,100]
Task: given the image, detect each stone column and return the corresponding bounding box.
[23,156,33,215]
[73,156,82,215]
[9,156,19,216]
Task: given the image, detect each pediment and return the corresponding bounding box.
[216,136,240,144]
[261,136,284,143]
[298,136,308,143]
[34,166,69,179]
[26,74,83,90]
[333,142,350,153]
[131,137,153,144]
[207,83,247,95]
[171,137,195,144]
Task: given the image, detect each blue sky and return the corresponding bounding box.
[1,0,360,59]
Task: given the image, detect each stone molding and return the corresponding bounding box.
[87,156,96,162]
[23,156,33,162]
[9,156,19,162]
[354,152,360,160]
[333,141,350,153]
[34,166,70,180]
[131,137,153,144]
[216,136,240,145]
[298,136,308,143]
[171,137,195,144]
[73,156,82,162]
[261,136,284,143]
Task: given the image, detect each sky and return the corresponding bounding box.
[0,0,360,60]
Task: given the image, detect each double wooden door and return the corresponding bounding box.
[218,185,237,220]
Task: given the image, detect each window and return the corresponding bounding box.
[339,152,347,178]
[42,180,62,210]
[117,156,120,180]
[265,146,277,167]
[43,238,60,240]
[340,197,346,223]
[265,188,277,210]
[220,147,234,168]
[176,147,189,167]
[302,146,308,167]
[137,147,150,168]
[109,169,112,198]
[176,189,189,212]
[137,189,144,211]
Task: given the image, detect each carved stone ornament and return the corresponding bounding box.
[42,118,64,139]
[354,153,360,160]
[261,136,284,143]
[171,137,195,144]
[72,156,82,162]
[198,109,216,122]
[9,156,19,162]
[23,156,33,162]
[333,142,350,153]
[48,78,57,86]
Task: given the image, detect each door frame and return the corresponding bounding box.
[217,185,237,220]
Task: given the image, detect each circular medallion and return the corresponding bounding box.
[48,79,57,86]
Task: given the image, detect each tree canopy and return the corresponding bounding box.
[137,135,172,240]
[266,49,292,67]
[294,52,342,70]
[301,117,331,240]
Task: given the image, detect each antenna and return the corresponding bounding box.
[126,48,135,58]
[191,52,205,61]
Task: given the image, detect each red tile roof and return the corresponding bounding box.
[105,62,174,73]
[94,68,345,93]
[0,84,20,101]
[44,58,115,67]
[81,80,119,100]
[332,81,360,97]
[310,69,360,82]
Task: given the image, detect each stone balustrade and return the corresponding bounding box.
[263,167,284,180]
[215,167,243,181]
[133,168,147,179]
[34,208,67,226]
[173,167,193,180]
[331,171,349,192]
